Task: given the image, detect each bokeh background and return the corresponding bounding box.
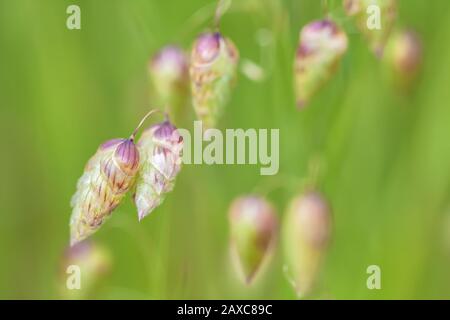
[1,0,450,299]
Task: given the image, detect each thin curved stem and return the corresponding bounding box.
[130,109,166,141]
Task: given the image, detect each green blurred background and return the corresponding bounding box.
[1,0,450,299]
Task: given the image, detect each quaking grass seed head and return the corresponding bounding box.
[228,195,277,284]
[134,119,183,221]
[190,31,239,129]
[70,138,140,246]
[69,109,165,246]
[294,19,348,108]
[149,46,189,125]
[283,191,332,298]
[383,29,423,92]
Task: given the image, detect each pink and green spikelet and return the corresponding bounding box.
[134,121,183,221]
[70,139,140,246]
[148,46,190,126]
[229,195,277,284]
[283,192,332,297]
[190,32,239,129]
[294,19,348,108]
[383,29,423,92]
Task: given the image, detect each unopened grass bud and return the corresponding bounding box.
[134,120,183,221]
[149,46,190,125]
[70,138,140,246]
[229,195,277,284]
[190,32,239,128]
[343,0,397,57]
[283,192,332,297]
[294,19,348,108]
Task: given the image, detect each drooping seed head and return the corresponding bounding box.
[59,241,111,299]
[383,29,423,92]
[134,120,183,221]
[190,32,239,129]
[294,19,348,108]
[70,138,140,246]
[229,195,277,284]
[283,191,332,297]
[149,46,189,125]
[343,0,397,57]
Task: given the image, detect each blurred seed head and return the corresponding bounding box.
[148,45,190,126]
[283,191,332,297]
[59,241,111,299]
[294,19,348,108]
[343,0,397,57]
[384,29,423,92]
[190,32,239,129]
[228,195,277,284]
[134,120,183,221]
[70,138,140,246]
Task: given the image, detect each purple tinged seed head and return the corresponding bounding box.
[229,196,277,238]
[393,30,422,74]
[282,191,332,298]
[229,195,278,283]
[291,192,332,249]
[298,19,348,58]
[150,45,188,78]
[194,32,222,63]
